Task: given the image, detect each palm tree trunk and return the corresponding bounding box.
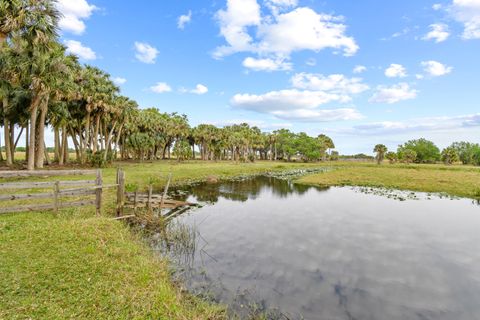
[60,125,68,165]
[25,122,29,163]
[9,123,14,161]
[3,97,13,166]
[27,94,41,171]
[84,111,91,161]
[92,113,100,153]
[0,130,3,161]
[35,97,48,169]
[44,142,51,166]
[54,127,60,162]
[13,126,23,150]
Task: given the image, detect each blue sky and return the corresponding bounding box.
[58,0,480,154]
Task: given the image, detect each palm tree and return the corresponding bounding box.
[373,144,388,165]
[1,0,60,47]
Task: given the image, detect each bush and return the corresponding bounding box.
[397,138,440,163]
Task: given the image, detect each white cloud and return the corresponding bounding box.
[421,60,453,76]
[385,64,407,78]
[191,84,209,95]
[433,3,443,10]
[150,82,172,93]
[353,65,367,74]
[64,40,96,60]
[291,73,369,97]
[423,23,450,42]
[214,0,262,58]
[214,1,358,65]
[208,119,293,130]
[449,0,480,39]
[243,57,292,71]
[112,77,127,85]
[57,0,97,35]
[257,8,358,57]
[134,42,159,64]
[369,83,418,104]
[416,74,425,79]
[231,89,363,122]
[334,113,480,135]
[178,11,192,29]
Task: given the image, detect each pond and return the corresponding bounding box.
[160,176,480,320]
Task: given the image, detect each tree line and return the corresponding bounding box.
[0,1,336,169]
[374,139,480,165]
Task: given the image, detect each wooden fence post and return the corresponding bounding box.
[159,173,172,210]
[53,181,60,213]
[133,189,138,214]
[147,184,153,215]
[95,169,103,216]
[116,168,125,217]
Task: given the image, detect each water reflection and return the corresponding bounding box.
[172,176,329,203]
[162,177,480,320]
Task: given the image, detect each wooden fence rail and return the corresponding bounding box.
[0,169,114,215]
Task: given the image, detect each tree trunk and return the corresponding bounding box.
[62,126,69,164]
[54,127,60,162]
[44,142,51,165]
[25,121,29,163]
[3,97,13,166]
[9,122,14,161]
[35,97,48,169]
[27,95,41,171]
[92,113,100,153]
[0,129,3,161]
[83,111,91,162]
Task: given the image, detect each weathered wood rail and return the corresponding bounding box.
[0,169,115,215]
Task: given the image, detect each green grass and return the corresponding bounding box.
[0,212,225,319]
[297,162,480,199]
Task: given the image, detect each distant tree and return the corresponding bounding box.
[441,146,459,165]
[449,142,480,165]
[173,139,191,162]
[385,151,397,164]
[330,151,339,161]
[398,138,440,163]
[373,144,388,165]
[473,146,480,166]
[402,149,417,164]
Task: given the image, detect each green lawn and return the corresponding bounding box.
[2,160,480,319]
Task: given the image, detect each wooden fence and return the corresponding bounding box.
[1,168,194,218]
[0,169,116,215]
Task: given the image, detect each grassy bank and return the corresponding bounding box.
[297,162,480,199]
[0,160,321,320]
[0,211,225,319]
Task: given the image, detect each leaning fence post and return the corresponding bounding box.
[95,169,103,216]
[159,173,172,210]
[116,168,125,217]
[53,181,60,213]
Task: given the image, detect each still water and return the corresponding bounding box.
[164,177,480,320]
